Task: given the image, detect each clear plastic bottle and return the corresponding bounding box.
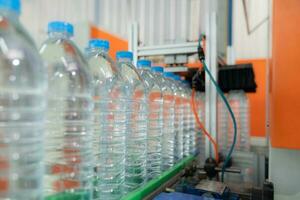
[0,1,47,199]
[227,90,250,152]
[85,39,126,200]
[218,90,250,153]
[195,91,206,160]
[39,21,94,199]
[116,51,147,193]
[163,72,184,162]
[182,80,196,156]
[137,60,163,180]
[151,67,175,170]
[217,94,229,153]
[178,80,191,157]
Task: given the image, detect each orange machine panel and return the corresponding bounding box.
[271,0,300,149]
[90,25,128,60]
[236,59,266,137]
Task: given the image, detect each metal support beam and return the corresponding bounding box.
[137,42,199,57]
[205,0,218,160]
[128,22,139,65]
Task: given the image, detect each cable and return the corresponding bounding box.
[202,60,237,182]
[191,88,219,162]
[197,35,237,182]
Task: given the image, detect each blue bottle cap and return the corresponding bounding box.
[151,66,164,73]
[48,21,74,37]
[174,75,181,81]
[0,0,20,14]
[163,72,174,78]
[137,59,151,69]
[88,39,109,51]
[116,51,133,61]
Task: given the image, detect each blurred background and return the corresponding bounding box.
[18,0,300,199]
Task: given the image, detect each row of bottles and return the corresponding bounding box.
[0,0,204,199]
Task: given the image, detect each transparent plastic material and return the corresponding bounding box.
[217,90,250,152]
[166,76,184,161]
[0,9,47,200]
[39,29,93,198]
[86,46,126,199]
[181,84,191,157]
[151,71,175,170]
[116,56,147,193]
[227,90,250,151]
[137,66,163,180]
[186,87,196,155]
[195,92,206,161]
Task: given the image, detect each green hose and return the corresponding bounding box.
[202,61,237,182]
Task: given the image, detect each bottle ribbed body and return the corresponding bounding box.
[152,74,175,171]
[195,92,206,160]
[162,93,175,169]
[87,50,126,200]
[174,95,184,161]
[0,12,47,200]
[227,90,250,152]
[40,36,94,199]
[182,97,190,157]
[218,90,250,153]
[138,68,163,180]
[117,61,147,193]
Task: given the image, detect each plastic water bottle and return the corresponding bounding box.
[173,76,193,156]
[0,1,47,199]
[163,72,184,162]
[137,60,163,180]
[217,94,229,153]
[151,67,175,170]
[218,90,250,153]
[85,40,126,199]
[195,91,206,160]
[179,81,191,157]
[182,80,196,155]
[116,51,147,193]
[227,90,250,151]
[39,21,94,199]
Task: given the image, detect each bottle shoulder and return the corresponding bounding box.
[0,16,46,90]
[86,52,119,78]
[39,37,92,93]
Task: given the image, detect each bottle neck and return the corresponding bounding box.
[48,32,71,39]
[153,71,163,76]
[88,47,108,54]
[117,57,132,63]
[139,67,151,71]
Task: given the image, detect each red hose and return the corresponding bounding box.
[191,88,219,162]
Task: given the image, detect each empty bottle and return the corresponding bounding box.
[217,90,250,153]
[0,0,47,199]
[182,80,196,155]
[227,90,250,152]
[116,51,147,193]
[151,67,175,170]
[217,94,229,153]
[137,60,163,180]
[85,39,126,200]
[163,72,183,162]
[178,80,191,157]
[40,21,94,199]
[195,91,206,159]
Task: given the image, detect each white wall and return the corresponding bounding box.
[95,0,206,46]
[20,0,94,49]
[270,148,300,199]
[233,0,270,60]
